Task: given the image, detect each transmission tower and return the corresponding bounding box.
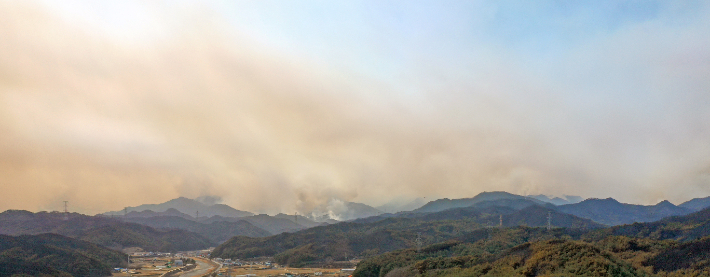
[63,201,68,220]
[124,207,127,219]
[547,211,552,230]
[499,214,502,227]
[415,232,422,252]
[196,210,199,220]
[295,212,298,224]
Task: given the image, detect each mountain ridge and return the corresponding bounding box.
[557,197,693,226]
[103,197,254,218]
[413,191,547,213]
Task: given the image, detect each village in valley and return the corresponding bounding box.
[112,249,356,277]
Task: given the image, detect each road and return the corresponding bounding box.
[177,258,218,277]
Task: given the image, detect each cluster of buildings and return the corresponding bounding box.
[213,258,275,268]
[130,251,174,257]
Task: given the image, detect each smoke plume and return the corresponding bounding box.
[0,1,709,215]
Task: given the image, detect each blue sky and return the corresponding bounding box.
[1,0,709,214]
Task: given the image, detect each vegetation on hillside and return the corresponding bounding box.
[0,210,214,252]
[124,216,271,243]
[76,223,214,252]
[354,207,710,277]
[211,203,600,267]
[0,233,126,277]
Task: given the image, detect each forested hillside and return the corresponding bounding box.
[0,210,214,252]
[354,208,710,277]
[75,223,214,252]
[124,215,271,243]
[0,233,126,277]
[211,203,601,267]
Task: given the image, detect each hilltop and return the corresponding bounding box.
[413,191,546,213]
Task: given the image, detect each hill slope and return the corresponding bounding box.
[124,215,271,242]
[201,214,309,235]
[0,210,214,252]
[76,222,215,252]
[211,202,601,266]
[354,238,643,277]
[0,233,126,276]
[585,207,710,242]
[273,213,323,228]
[679,196,710,211]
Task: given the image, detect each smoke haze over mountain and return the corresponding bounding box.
[1,1,709,215]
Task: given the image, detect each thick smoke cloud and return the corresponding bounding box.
[0,1,709,215]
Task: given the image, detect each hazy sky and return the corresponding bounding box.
[1,0,709,215]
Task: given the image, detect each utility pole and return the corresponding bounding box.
[124,207,127,219]
[295,212,297,224]
[547,211,552,231]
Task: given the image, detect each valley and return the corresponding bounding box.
[5,192,710,276]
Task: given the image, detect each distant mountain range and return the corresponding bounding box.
[376,197,428,213]
[200,214,308,235]
[123,208,196,219]
[122,215,271,243]
[587,206,710,242]
[299,200,384,222]
[0,210,214,252]
[210,191,710,266]
[335,201,384,221]
[6,191,710,273]
[557,198,693,226]
[212,197,604,265]
[410,192,707,227]
[273,213,323,228]
[679,196,710,211]
[120,206,313,236]
[103,197,254,218]
[527,194,583,205]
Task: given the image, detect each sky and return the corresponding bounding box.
[0,0,709,215]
